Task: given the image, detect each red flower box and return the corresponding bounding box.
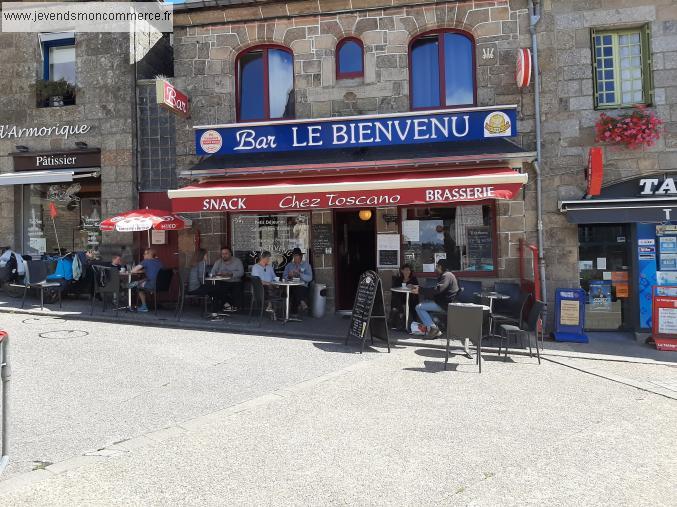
[594,106,663,150]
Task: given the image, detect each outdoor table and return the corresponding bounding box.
[391,286,414,332]
[205,275,235,319]
[475,291,510,338]
[119,270,142,310]
[272,279,305,324]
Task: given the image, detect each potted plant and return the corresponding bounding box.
[594,105,663,149]
[34,78,76,107]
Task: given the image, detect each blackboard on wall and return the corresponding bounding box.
[466,226,493,268]
[311,223,332,253]
[345,270,390,353]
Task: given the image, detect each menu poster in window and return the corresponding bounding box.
[311,223,332,254]
[466,226,492,270]
[377,234,400,268]
[402,220,420,242]
[659,236,677,253]
[660,253,677,271]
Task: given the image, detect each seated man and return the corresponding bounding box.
[109,255,123,270]
[131,248,163,313]
[250,251,278,316]
[282,248,313,315]
[413,259,459,339]
[209,246,245,311]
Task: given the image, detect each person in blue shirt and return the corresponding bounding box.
[131,248,164,312]
[283,248,313,314]
[250,251,278,315]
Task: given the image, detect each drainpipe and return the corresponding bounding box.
[529,0,548,318]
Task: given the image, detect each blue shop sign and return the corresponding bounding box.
[194,106,518,156]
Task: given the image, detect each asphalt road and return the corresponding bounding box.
[0,314,675,505]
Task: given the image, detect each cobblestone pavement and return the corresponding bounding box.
[0,317,674,505]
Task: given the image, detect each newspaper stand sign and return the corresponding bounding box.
[651,286,677,351]
[553,288,588,343]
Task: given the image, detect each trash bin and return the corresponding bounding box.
[312,283,327,318]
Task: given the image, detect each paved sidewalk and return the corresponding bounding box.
[1,343,675,505]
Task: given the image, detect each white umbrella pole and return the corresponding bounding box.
[147,229,151,248]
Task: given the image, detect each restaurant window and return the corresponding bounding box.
[237,45,295,122]
[592,26,652,108]
[230,213,309,272]
[409,30,475,110]
[22,177,102,257]
[578,224,631,330]
[336,37,364,79]
[401,204,495,274]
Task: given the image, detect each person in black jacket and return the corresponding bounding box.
[389,264,419,330]
[413,259,459,338]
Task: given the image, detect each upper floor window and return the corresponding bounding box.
[410,30,475,110]
[43,37,76,84]
[237,45,294,122]
[592,27,652,108]
[336,37,364,79]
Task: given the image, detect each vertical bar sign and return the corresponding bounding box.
[156,79,190,118]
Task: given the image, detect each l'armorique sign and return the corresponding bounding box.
[194,106,517,156]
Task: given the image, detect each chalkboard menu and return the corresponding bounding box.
[466,226,493,268]
[345,270,390,353]
[311,223,332,252]
[378,250,398,267]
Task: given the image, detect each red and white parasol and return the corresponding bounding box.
[100,208,191,232]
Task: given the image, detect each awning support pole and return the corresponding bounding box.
[529,0,548,324]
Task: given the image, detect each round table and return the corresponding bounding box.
[391,286,414,332]
[205,276,235,318]
[272,279,305,323]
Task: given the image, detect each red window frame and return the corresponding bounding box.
[335,37,364,80]
[401,200,498,279]
[235,44,294,123]
[408,29,477,112]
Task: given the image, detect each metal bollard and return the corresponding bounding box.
[0,330,10,475]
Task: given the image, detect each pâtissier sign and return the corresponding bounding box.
[194,105,517,156]
[12,149,101,171]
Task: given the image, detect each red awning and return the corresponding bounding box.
[168,167,527,213]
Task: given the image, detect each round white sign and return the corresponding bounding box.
[200,129,223,154]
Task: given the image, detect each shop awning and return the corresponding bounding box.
[0,168,99,186]
[169,168,528,213]
[560,197,677,224]
[181,138,535,179]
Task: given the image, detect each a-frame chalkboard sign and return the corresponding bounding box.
[345,270,390,353]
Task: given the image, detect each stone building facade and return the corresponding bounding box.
[171,0,538,313]
[0,31,169,260]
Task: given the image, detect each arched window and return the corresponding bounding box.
[336,37,364,79]
[236,45,294,122]
[409,30,476,110]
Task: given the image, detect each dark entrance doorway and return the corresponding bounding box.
[334,209,376,311]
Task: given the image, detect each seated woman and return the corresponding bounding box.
[389,263,419,330]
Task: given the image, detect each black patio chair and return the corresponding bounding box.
[144,268,174,316]
[498,300,544,364]
[457,279,482,304]
[90,265,122,316]
[445,303,486,373]
[492,291,532,329]
[176,268,211,321]
[10,260,62,310]
[492,281,522,315]
[248,276,282,327]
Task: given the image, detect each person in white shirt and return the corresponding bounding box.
[250,251,278,316]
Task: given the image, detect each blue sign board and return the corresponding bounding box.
[194,106,518,156]
[554,288,588,343]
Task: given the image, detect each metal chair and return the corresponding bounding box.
[456,279,482,304]
[445,303,485,373]
[248,276,282,327]
[145,268,174,315]
[492,291,532,330]
[10,260,62,310]
[175,268,210,321]
[90,265,121,316]
[498,300,544,364]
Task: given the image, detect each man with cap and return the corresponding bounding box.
[283,248,313,314]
